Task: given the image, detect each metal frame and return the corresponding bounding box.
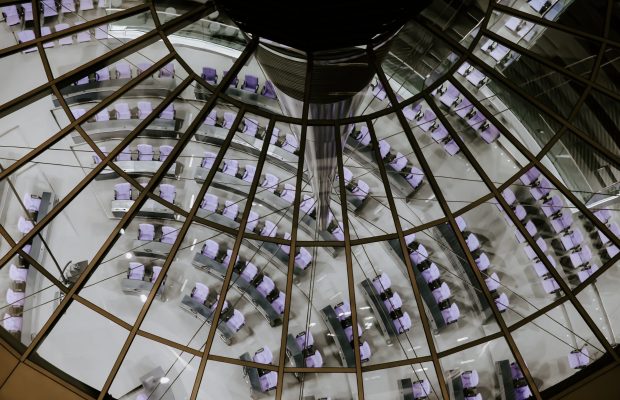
[0,0,616,398]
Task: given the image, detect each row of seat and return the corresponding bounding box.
[588,210,620,260]
[72,62,175,86]
[2,0,98,27]
[189,282,245,332]
[3,193,46,336]
[333,301,372,362]
[404,233,462,324]
[431,82,501,146]
[73,101,176,122]
[248,347,278,392]
[203,111,299,155]
[137,224,178,244]
[114,183,177,204]
[127,261,162,281]
[201,67,277,99]
[16,22,109,53]
[370,272,412,334]
[292,330,324,368]
[93,144,174,164]
[201,152,296,202]
[509,362,534,400]
[200,241,287,314]
[453,217,511,313]
[349,127,425,191]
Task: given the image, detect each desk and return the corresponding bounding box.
[132,239,173,260]
[121,278,165,299]
[74,118,182,143]
[111,199,177,219]
[192,253,282,326]
[55,78,177,106]
[96,160,180,180]
[195,85,281,114]
[320,305,355,367]
[435,224,490,318]
[139,367,175,400]
[387,239,447,331]
[449,372,465,400]
[496,360,516,400]
[194,124,297,165]
[239,352,263,394]
[179,295,235,345]
[360,279,399,342]
[22,192,60,345]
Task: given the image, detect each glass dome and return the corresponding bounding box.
[0,0,618,399]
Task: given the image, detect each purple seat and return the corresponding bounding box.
[530,177,553,200]
[137,144,153,161]
[418,109,437,132]
[137,101,152,119]
[159,184,176,203]
[405,166,424,189]
[204,109,217,126]
[202,240,219,259]
[353,126,371,147]
[2,6,20,26]
[138,224,155,241]
[502,188,517,206]
[159,62,175,78]
[551,213,573,234]
[495,292,509,312]
[371,82,387,101]
[222,112,236,129]
[128,262,145,280]
[137,62,153,76]
[480,123,500,143]
[96,67,110,81]
[161,226,177,244]
[475,252,490,271]
[191,282,209,303]
[455,216,467,232]
[466,233,480,252]
[159,145,173,161]
[542,277,561,294]
[569,245,592,268]
[465,110,486,129]
[201,151,216,169]
[116,147,131,162]
[372,273,391,294]
[444,140,460,156]
[42,0,58,17]
[201,194,218,212]
[431,125,449,143]
[261,81,277,99]
[598,223,620,246]
[403,102,423,121]
[524,237,548,261]
[241,74,259,93]
[114,183,131,200]
[159,104,175,120]
[461,370,479,389]
[201,67,218,85]
[520,167,541,186]
[455,99,473,118]
[223,70,239,87]
[441,303,460,324]
[561,229,584,252]
[542,195,563,217]
[485,272,501,292]
[438,85,462,108]
[577,264,599,283]
[594,209,612,224]
[568,347,590,369]
[432,282,451,303]
[242,118,259,136]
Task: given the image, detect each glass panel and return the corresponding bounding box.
[363,362,442,400]
[511,302,606,390]
[0,48,47,105]
[35,300,130,391]
[107,334,199,399]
